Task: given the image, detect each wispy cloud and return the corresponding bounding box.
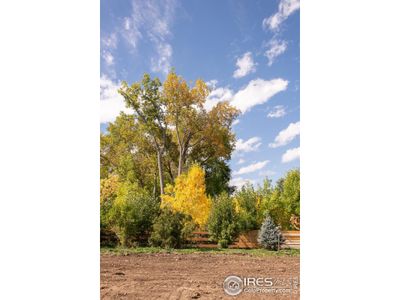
[282,147,300,163]
[121,0,177,74]
[235,137,262,153]
[265,39,287,66]
[151,43,173,74]
[100,74,133,123]
[269,121,300,148]
[102,33,118,49]
[102,51,114,66]
[122,14,142,49]
[101,33,118,69]
[233,160,269,175]
[267,105,287,118]
[233,52,257,78]
[262,0,300,32]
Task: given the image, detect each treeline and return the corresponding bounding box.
[100,71,300,249]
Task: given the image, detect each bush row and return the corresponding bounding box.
[100,169,299,250]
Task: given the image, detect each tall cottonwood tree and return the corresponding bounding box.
[118,74,169,194]
[163,72,239,177]
[163,72,209,176]
[195,101,239,164]
[103,71,239,197]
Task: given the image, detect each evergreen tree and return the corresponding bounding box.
[257,214,284,250]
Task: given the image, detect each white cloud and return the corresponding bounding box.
[282,147,300,163]
[100,74,134,123]
[235,137,262,153]
[206,79,218,90]
[233,52,257,78]
[231,78,288,113]
[267,105,287,118]
[237,158,246,165]
[233,160,269,176]
[122,0,177,74]
[204,87,234,111]
[265,39,287,66]
[232,119,240,126]
[102,51,114,66]
[269,121,300,148]
[262,0,300,32]
[204,78,288,113]
[229,177,254,190]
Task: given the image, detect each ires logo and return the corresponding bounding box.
[223,275,299,296]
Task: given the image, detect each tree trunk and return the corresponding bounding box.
[178,146,183,177]
[152,172,157,198]
[177,136,190,177]
[157,150,165,195]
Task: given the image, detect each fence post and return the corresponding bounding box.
[278,234,280,251]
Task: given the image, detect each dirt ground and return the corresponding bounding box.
[101,253,300,299]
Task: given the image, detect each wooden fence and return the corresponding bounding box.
[188,230,300,249]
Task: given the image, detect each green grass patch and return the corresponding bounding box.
[101,246,300,257]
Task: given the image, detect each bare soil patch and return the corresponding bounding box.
[101,253,299,299]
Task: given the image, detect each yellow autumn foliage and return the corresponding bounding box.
[100,174,120,204]
[161,164,211,227]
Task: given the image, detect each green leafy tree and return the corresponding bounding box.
[257,178,273,223]
[100,113,158,193]
[208,192,239,248]
[108,181,159,246]
[258,170,300,230]
[204,158,232,197]
[234,183,261,231]
[282,169,300,217]
[263,182,289,229]
[119,74,169,194]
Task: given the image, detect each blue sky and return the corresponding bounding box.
[100,0,300,188]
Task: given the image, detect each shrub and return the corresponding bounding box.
[218,239,229,248]
[149,207,194,248]
[208,192,239,247]
[108,181,159,247]
[257,214,284,251]
[100,228,119,247]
